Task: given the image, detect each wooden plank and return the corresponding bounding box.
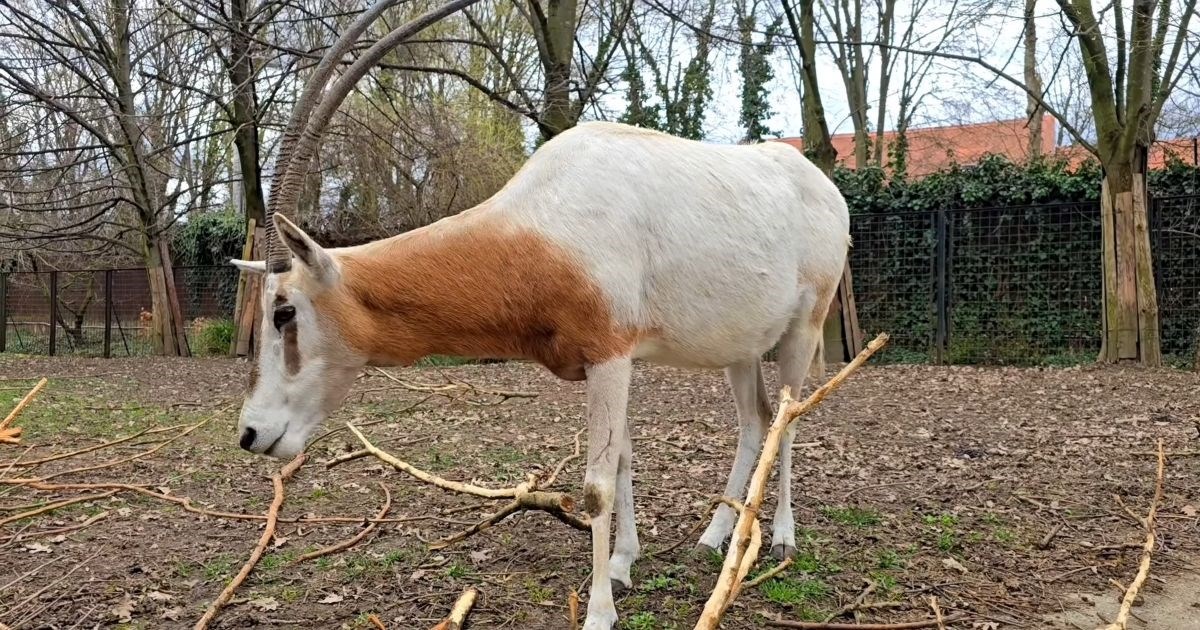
[229,220,256,356]
[1098,179,1117,361]
[838,261,863,357]
[158,240,190,357]
[1131,174,1161,366]
[1115,190,1139,360]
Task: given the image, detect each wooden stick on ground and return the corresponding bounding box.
[568,590,580,630]
[349,423,588,548]
[0,377,47,446]
[0,490,117,528]
[695,333,889,630]
[744,556,794,588]
[431,587,479,630]
[194,453,305,630]
[765,614,966,629]
[1099,439,1166,630]
[290,482,392,566]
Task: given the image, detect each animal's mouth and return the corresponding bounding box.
[262,424,288,456]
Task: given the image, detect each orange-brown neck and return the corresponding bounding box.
[317,218,640,381]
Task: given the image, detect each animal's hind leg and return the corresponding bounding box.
[770,304,828,560]
[696,359,772,552]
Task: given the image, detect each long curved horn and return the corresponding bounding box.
[264,0,484,272]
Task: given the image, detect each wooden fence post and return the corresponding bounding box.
[104,270,114,359]
[0,271,7,353]
[48,271,58,356]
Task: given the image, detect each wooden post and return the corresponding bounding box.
[103,270,113,359]
[158,240,190,357]
[934,209,949,364]
[0,271,6,353]
[229,219,256,356]
[236,226,266,357]
[48,271,58,356]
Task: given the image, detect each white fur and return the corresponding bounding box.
[232,121,850,630]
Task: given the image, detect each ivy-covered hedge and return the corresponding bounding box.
[840,154,1200,366]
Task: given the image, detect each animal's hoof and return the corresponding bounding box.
[694,542,722,555]
[610,578,631,596]
[771,544,797,561]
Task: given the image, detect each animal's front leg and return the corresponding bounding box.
[582,357,632,630]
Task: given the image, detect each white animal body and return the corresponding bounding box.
[233,121,850,630]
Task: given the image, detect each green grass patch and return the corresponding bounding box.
[758,575,829,606]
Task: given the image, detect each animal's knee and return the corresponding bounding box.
[583,481,615,518]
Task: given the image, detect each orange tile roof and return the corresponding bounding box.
[775,116,1198,177]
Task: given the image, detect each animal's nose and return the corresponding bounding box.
[239,427,257,451]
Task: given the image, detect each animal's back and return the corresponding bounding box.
[492,121,850,368]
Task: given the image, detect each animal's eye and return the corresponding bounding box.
[273,305,296,331]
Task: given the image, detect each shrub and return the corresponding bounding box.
[192,317,235,356]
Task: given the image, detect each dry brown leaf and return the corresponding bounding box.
[24,543,52,554]
[162,606,184,621]
[111,594,136,623]
[250,596,280,612]
[147,591,173,603]
[319,593,344,604]
[1183,504,1197,517]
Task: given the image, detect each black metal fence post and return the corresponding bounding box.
[934,209,950,364]
[104,270,113,359]
[0,272,7,353]
[48,270,58,356]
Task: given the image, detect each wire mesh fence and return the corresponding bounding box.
[2,195,1197,367]
[1152,195,1200,368]
[1,266,239,358]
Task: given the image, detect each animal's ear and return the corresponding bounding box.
[273,213,335,282]
[230,259,267,274]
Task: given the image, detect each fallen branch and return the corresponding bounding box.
[1037,523,1064,550]
[349,423,589,548]
[766,614,966,629]
[0,424,184,469]
[374,367,537,404]
[929,597,945,630]
[0,510,109,543]
[194,454,306,630]
[431,587,478,630]
[368,614,387,630]
[2,404,230,484]
[0,490,117,528]
[744,556,794,588]
[290,482,392,566]
[568,590,580,630]
[1099,439,1165,630]
[695,333,889,630]
[0,377,47,446]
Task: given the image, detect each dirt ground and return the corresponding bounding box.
[1,354,1198,630]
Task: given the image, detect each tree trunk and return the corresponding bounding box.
[229,0,266,226]
[1023,0,1044,158]
[533,0,578,142]
[1098,154,1160,365]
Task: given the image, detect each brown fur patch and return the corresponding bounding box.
[317,217,641,380]
[281,323,300,375]
[582,484,604,518]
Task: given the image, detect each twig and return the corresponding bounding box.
[193,454,306,630]
[766,615,967,629]
[568,590,580,630]
[0,446,34,479]
[368,614,387,630]
[823,580,879,622]
[3,548,101,618]
[307,397,434,452]
[1038,523,1065,550]
[744,557,794,588]
[290,483,392,565]
[348,423,517,498]
[1100,439,1166,630]
[0,510,109,543]
[0,490,116,528]
[431,586,479,630]
[929,596,945,630]
[0,424,185,468]
[695,333,888,630]
[375,368,537,402]
[4,479,428,525]
[0,377,47,431]
[3,404,229,484]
